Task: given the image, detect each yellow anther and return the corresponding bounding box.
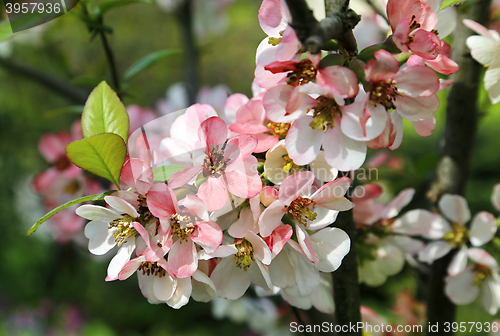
[287,197,317,226]
[309,96,340,131]
[233,239,254,271]
[443,222,468,248]
[267,121,290,138]
[170,213,196,242]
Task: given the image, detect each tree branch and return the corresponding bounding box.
[425,0,491,334]
[0,57,88,104]
[175,0,199,105]
[286,0,360,54]
[332,173,362,336]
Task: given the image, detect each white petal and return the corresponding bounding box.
[107,238,135,280]
[447,245,468,276]
[445,269,479,305]
[167,277,192,309]
[418,241,452,264]
[438,194,471,224]
[309,151,338,182]
[491,183,500,211]
[309,274,334,314]
[323,126,367,171]
[210,257,250,300]
[76,204,120,222]
[104,196,139,218]
[249,259,272,291]
[246,231,272,265]
[153,272,177,301]
[191,269,217,302]
[281,291,312,310]
[279,246,320,297]
[469,211,497,246]
[84,221,116,255]
[310,227,350,272]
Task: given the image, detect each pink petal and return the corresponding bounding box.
[381,188,415,219]
[365,50,400,82]
[168,165,203,189]
[168,239,198,278]
[224,93,249,122]
[199,117,228,152]
[228,208,259,238]
[352,184,383,202]
[410,29,441,60]
[412,116,436,137]
[198,176,228,212]
[39,132,69,162]
[121,158,154,195]
[279,171,315,205]
[394,65,440,97]
[180,194,208,221]
[259,200,287,237]
[394,95,440,121]
[263,85,313,123]
[317,66,359,98]
[224,156,262,199]
[146,183,179,220]
[254,133,279,153]
[225,134,258,162]
[264,224,293,257]
[192,220,223,254]
[295,223,319,263]
[118,255,145,280]
[311,177,353,211]
[258,0,286,36]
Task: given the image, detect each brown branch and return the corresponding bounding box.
[0,57,88,104]
[425,0,491,334]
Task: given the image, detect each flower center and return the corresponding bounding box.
[443,222,468,248]
[170,212,196,242]
[473,264,492,286]
[138,261,167,277]
[109,216,137,247]
[282,154,300,174]
[233,238,254,271]
[268,30,284,46]
[370,80,402,110]
[203,145,229,178]
[287,59,317,87]
[138,195,153,222]
[287,197,317,226]
[267,121,290,138]
[309,96,340,131]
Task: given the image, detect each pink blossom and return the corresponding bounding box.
[168,116,261,212]
[147,183,223,278]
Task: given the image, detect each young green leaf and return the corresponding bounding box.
[438,0,471,11]
[123,49,181,82]
[0,19,13,43]
[82,81,129,142]
[93,0,153,16]
[27,190,115,236]
[152,164,186,182]
[66,133,127,189]
[357,36,402,63]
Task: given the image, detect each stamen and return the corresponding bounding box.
[369,80,403,110]
[109,216,137,247]
[287,59,317,87]
[203,145,229,178]
[170,212,196,242]
[473,264,492,286]
[443,222,468,248]
[138,195,153,222]
[267,121,290,138]
[282,154,300,174]
[138,261,167,277]
[309,96,340,131]
[287,197,317,226]
[233,239,254,271]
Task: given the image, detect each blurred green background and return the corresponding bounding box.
[0,0,499,335]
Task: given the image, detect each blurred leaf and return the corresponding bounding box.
[357,37,401,63]
[93,0,153,16]
[66,133,126,189]
[438,0,471,11]
[43,105,84,119]
[318,54,345,69]
[0,19,13,43]
[27,190,115,236]
[123,49,181,81]
[82,81,129,142]
[152,164,186,182]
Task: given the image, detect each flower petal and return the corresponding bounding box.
[470,211,497,246]
[438,194,471,224]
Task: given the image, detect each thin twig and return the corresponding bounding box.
[98,18,121,96]
[0,57,88,104]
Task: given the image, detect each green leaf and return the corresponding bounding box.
[27,190,115,236]
[152,164,186,182]
[357,36,402,63]
[93,0,153,16]
[66,133,127,189]
[318,54,345,69]
[82,81,129,143]
[438,0,467,11]
[123,49,181,82]
[0,19,13,43]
